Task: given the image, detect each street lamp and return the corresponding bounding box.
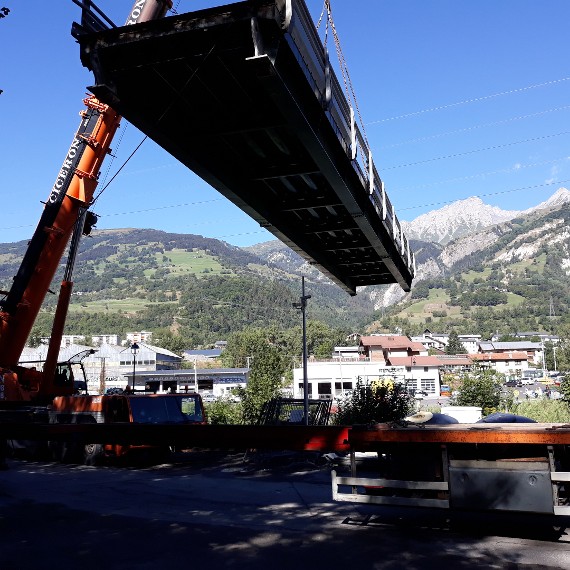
[130,342,139,392]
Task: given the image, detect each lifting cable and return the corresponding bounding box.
[316,0,370,150]
[91,0,184,207]
[92,4,219,208]
[92,121,130,205]
[91,133,148,206]
[170,0,182,16]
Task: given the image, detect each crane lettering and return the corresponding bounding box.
[48,137,81,203]
[125,0,148,25]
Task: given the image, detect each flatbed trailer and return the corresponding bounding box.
[3,418,570,519]
[0,422,351,454]
[332,423,570,518]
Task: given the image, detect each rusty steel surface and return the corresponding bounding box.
[0,423,350,452]
[348,423,570,447]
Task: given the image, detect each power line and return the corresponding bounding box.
[101,198,223,217]
[378,105,570,150]
[383,131,570,171]
[3,171,567,235]
[392,157,570,192]
[367,77,570,124]
[396,179,570,212]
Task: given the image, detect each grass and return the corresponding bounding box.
[395,289,465,323]
[68,297,173,314]
[397,282,527,323]
[505,292,525,306]
[507,253,547,275]
[463,267,492,283]
[155,249,224,276]
[0,253,21,263]
[399,289,448,315]
[90,246,225,279]
[508,399,570,422]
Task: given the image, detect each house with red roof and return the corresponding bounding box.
[385,354,442,396]
[359,335,427,363]
[470,351,530,375]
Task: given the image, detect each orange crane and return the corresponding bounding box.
[0,0,208,466]
[0,0,172,404]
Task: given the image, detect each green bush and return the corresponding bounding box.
[205,398,243,425]
[450,367,506,416]
[509,400,570,423]
[333,378,414,425]
[559,376,570,402]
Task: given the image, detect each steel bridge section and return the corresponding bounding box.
[75,0,415,294]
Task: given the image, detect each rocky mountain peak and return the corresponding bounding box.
[401,196,519,245]
[523,187,570,213]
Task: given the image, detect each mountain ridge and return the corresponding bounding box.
[400,187,570,245]
[0,189,568,343]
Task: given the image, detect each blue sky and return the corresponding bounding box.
[1,0,569,247]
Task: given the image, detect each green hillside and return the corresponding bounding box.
[2,202,569,350]
[371,206,570,338]
[0,228,371,348]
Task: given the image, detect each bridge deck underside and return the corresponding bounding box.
[78,2,413,295]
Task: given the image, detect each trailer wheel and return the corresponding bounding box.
[84,443,105,466]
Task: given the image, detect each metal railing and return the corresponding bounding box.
[282,0,415,277]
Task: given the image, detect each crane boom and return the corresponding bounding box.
[0,0,172,402]
[0,98,121,367]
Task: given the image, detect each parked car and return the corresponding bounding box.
[521,378,535,386]
[504,379,522,388]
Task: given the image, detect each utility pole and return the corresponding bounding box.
[98,356,106,395]
[293,276,311,425]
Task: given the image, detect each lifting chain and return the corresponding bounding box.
[316,0,369,149]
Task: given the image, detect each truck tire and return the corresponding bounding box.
[50,415,96,464]
[83,443,105,466]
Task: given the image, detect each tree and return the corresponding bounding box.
[334,378,414,425]
[280,320,346,360]
[445,330,464,355]
[553,324,570,372]
[544,341,557,371]
[222,328,289,424]
[27,335,42,348]
[152,329,186,355]
[450,367,507,416]
[558,375,570,404]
